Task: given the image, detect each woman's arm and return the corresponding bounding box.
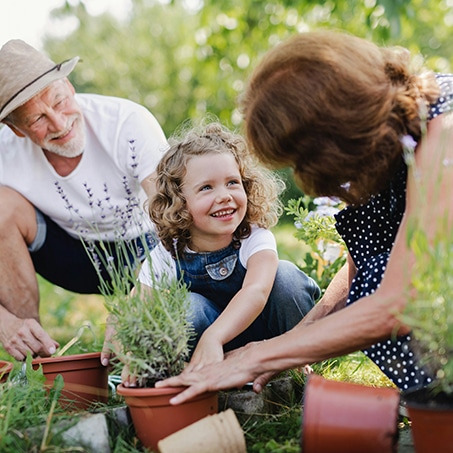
[301,253,354,326]
[156,251,406,404]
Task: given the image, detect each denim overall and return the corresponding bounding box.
[176,240,320,353]
[176,240,244,311]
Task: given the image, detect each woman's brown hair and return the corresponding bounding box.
[240,30,438,205]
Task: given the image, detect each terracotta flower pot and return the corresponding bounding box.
[402,386,453,453]
[302,374,400,453]
[117,384,218,452]
[0,360,13,383]
[32,352,108,410]
[157,408,246,453]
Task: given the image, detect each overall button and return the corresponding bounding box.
[206,254,237,280]
[219,267,228,276]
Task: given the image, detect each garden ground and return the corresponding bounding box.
[0,224,413,451]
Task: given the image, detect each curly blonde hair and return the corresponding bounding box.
[149,122,285,257]
[240,30,439,205]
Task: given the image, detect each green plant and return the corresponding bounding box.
[60,171,196,388]
[402,220,453,395]
[285,196,346,293]
[89,237,194,388]
[0,357,72,452]
[399,131,453,396]
[244,405,302,453]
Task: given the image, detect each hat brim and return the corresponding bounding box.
[0,56,79,121]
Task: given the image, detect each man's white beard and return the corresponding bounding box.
[43,114,86,158]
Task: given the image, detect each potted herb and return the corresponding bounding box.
[397,134,453,453]
[28,322,109,411]
[399,215,453,452]
[96,241,218,451]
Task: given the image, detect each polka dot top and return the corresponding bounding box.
[334,73,453,391]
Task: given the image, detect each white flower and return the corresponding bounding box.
[401,134,417,167]
[313,196,341,207]
[400,134,417,150]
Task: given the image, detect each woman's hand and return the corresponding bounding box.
[121,356,138,387]
[155,341,269,404]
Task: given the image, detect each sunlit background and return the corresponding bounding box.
[1,2,451,423]
[3,0,453,137]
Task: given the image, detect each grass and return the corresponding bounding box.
[244,406,302,453]
[0,223,395,451]
[39,280,107,355]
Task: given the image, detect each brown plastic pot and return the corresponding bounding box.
[402,386,453,453]
[32,352,108,410]
[302,374,400,453]
[117,384,218,452]
[0,360,13,383]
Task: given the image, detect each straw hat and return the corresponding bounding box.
[0,39,79,121]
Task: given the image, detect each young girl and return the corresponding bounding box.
[138,122,320,371]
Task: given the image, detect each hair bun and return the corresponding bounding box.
[382,47,411,86]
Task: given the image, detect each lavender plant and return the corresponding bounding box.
[82,218,194,388]
[78,201,195,388]
[400,134,453,395]
[57,147,194,387]
[101,260,194,388]
[402,220,453,395]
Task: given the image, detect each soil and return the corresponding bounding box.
[403,386,453,410]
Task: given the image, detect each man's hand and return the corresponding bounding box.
[0,315,58,361]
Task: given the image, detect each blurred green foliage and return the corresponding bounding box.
[44,0,453,136]
[42,0,453,207]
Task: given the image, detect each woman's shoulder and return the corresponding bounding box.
[434,73,453,88]
[416,105,453,179]
[429,74,453,120]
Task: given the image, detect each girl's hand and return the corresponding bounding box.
[101,314,121,368]
[121,359,138,387]
[185,334,224,373]
[101,317,116,367]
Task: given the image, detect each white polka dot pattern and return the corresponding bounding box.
[334,73,453,390]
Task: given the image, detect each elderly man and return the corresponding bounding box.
[0,39,168,361]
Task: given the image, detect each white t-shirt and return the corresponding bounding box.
[0,94,168,241]
[138,226,277,287]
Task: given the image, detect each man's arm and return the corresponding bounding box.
[0,187,59,360]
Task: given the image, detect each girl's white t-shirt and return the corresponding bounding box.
[138,226,277,287]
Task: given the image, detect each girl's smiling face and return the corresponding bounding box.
[182,151,247,251]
